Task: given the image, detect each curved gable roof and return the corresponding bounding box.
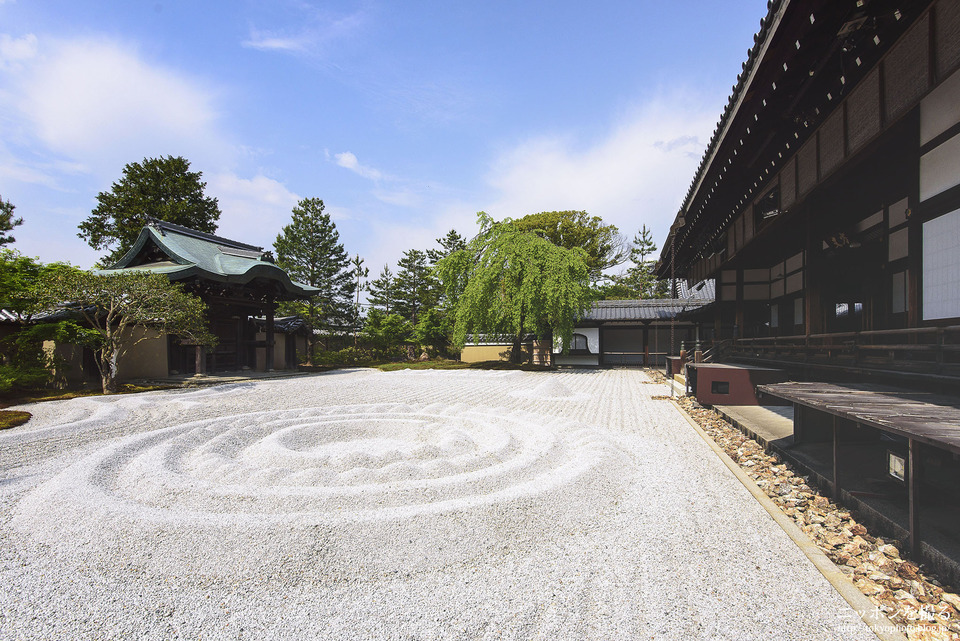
[105,221,320,300]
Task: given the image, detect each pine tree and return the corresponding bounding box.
[274,198,355,347]
[78,156,220,265]
[426,229,466,265]
[0,196,23,247]
[393,249,438,324]
[367,265,397,314]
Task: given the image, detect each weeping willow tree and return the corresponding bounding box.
[435,212,592,364]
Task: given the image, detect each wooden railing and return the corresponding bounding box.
[725,325,960,379]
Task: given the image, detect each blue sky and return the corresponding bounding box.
[0,0,768,278]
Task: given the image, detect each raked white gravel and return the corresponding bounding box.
[0,368,877,640]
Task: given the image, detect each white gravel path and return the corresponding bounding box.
[0,369,878,640]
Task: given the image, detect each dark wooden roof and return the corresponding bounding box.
[657,0,934,278]
[758,381,960,455]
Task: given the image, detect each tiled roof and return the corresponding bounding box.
[104,221,319,299]
[583,298,710,322]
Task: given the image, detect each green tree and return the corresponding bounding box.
[513,210,627,278]
[436,212,592,364]
[274,198,356,353]
[0,196,23,247]
[414,306,452,357]
[349,254,369,344]
[0,250,46,319]
[367,265,397,313]
[611,224,666,299]
[393,249,438,324]
[426,229,467,265]
[78,156,221,265]
[0,251,96,392]
[34,268,214,393]
[361,308,412,357]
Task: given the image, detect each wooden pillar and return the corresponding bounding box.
[265,298,275,371]
[793,404,803,443]
[909,438,921,559]
[832,415,840,502]
[642,323,650,367]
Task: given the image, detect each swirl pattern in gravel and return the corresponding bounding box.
[0,369,883,640]
[11,402,625,578]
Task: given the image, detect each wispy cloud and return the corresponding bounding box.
[0,33,37,68]
[334,151,384,181]
[483,92,716,249]
[241,7,366,58]
[241,29,310,54]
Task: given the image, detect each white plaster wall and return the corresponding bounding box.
[923,208,960,320]
[552,327,599,354]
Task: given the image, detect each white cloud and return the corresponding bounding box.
[241,29,309,53]
[483,93,717,257]
[4,36,230,179]
[206,172,301,246]
[334,151,384,181]
[0,33,37,68]
[241,8,365,58]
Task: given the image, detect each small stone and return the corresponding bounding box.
[942,592,960,611]
[879,544,900,559]
[894,589,922,609]
[856,579,886,596]
[899,562,920,581]
[850,523,868,537]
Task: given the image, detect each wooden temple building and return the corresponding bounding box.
[78,220,318,381]
[657,0,960,582]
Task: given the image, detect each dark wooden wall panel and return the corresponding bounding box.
[819,108,845,178]
[797,136,818,195]
[847,69,881,153]
[885,13,930,121]
[936,0,960,79]
[780,157,796,209]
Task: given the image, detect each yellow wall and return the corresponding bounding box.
[116,327,169,380]
[460,344,513,363]
[460,342,546,364]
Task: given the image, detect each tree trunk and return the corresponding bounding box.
[101,348,119,394]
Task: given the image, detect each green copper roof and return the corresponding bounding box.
[104,221,320,300]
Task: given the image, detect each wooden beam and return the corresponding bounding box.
[832,414,840,502]
[265,298,275,371]
[909,438,921,559]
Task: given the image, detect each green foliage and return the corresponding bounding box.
[34,268,215,393]
[426,229,467,265]
[0,250,46,318]
[0,410,31,429]
[393,249,439,324]
[414,307,452,356]
[0,196,23,247]
[630,224,658,264]
[361,308,413,355]
[367,265,397,314]
[603,224,668,299]
[312,346,375,367]
[513,210,627,278]
[274,198,356,341]
[0,320,100,393]
[436,212,592,360]
[78,156,221,266]
[349,253,369,326]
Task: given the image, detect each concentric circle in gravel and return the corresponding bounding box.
[11,402,626,578]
